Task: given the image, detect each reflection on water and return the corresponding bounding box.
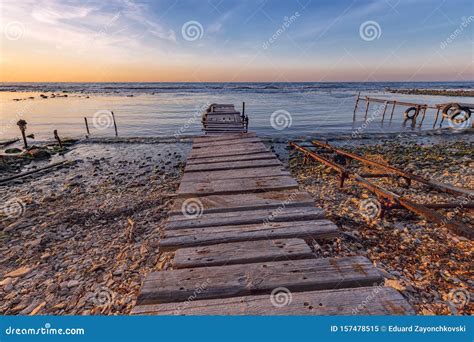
[0,82,472,141]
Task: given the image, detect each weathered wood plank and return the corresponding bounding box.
[169,191,315,215]
[193,137,261,148]
[132,286,414,315]
[160,220,338,250]
[188,143,268,159]
[167,206,325,230]
[186,159,282,172]
[177,175,298,196]
[193,133,256,143]
[136,256,382,305]
[173,238,313,269]
[181,167,289,182]
[187,152,276,165]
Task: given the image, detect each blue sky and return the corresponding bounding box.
[1,0,473,81]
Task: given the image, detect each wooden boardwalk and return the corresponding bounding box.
[132,104,414,315]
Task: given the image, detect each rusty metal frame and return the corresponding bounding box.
[311,139,474,197]
[289,142,473,239]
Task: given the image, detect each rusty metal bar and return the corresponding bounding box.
[390,202,474,210]
[359,173,393,178]
[290,142,473,239]
[311,140,474,198]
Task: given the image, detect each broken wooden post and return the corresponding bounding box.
[111,111,118,137]
[364,97,370,120]
[16,119,28,149]
[54,129,63,148]
[242,102,245,119]
[353,92,360,122]
[84,117,90,137]
[389,101,396,122]
[381,101,388,123]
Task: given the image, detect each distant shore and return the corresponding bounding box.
[386,88,474,97]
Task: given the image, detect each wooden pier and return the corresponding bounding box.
[201,103,248,134]
[132,104,414,315]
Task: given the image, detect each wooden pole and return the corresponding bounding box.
[364,97,370,120]
[352,92,360,122]
[53,129,63,148]
[381,101,388,123]
[242,102,245,118]
[433,108,440,128]
[419,107,427,127]
[84,117,90,136]
[111,111,118,137]
[389,101,396,122]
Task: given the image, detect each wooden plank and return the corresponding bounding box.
[136,256,382,305]
[186,159,282,172]
[173,238,313,269]
[187,152,276,165]
[169,191,315,215]
[193,133,256,143]
[132,286,414,315]
[181,167,289,182]
[177,175,298,196]
[193,137,261,148]
[189,145,268,159]
[160,220,339,250]
[166,206,325,230]
[189,148,269,160]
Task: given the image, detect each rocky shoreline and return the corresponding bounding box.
[288,137,473,315]
[0,134,472,315]
[386,88,474,97]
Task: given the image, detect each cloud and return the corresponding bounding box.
[31,4,94,24]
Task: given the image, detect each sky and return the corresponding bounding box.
[0,0,473,82]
